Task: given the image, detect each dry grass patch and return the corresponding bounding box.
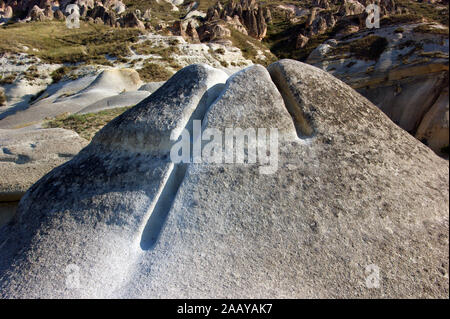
[137,62,173,82]
[44,107,131,140]
[0,21,142,64]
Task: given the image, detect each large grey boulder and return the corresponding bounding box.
[0,61,448,298]
[0,64,228,298]
[120,62,449,298]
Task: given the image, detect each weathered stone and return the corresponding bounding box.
[0,127,88,202]
[0,64,229,298]
[186,21,200,43]
[43,4,53,20]
[205,0,267,40]
[198,21,231,42]
[0,68,143,129]
[296,33,309,49]
[142,8,151,21]
[3,5,12,18]
[138,81,165,94]
[416,84,449,158]
[0,87,5,107]
[338,0,365,16]
[0,202,17,228]
[121,12,145,30]
[28,5,45,22]
[0,61,447,299]
[307,22,449,157]
[171,20,186,38]
[54,9,65,20]
[94,16,103,24]
[313,0,330,9]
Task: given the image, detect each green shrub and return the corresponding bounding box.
[51,66,75,83]
[0,74,16,84]
[137,63,173,82]
[44,106,131,140]
[349,35,389,61]
[215,48,226,55]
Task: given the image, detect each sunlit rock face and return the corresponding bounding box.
[307,22,449,157]
[0,61,448,298]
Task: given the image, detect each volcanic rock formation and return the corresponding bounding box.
[0,61,448,298]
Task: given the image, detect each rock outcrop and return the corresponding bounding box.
[282,0,412,42]
[185,21,200,43]
[120,12,145,30]
[54,9,65,20]
[27,5,45,21]
[205,0,268,40]
[197,20,232,43]
[307,22,449,157]
[0,68,143,129]
[87,4,118,27]
[0,64,229,298]
[2,5,13,18]
[0,61,448,298]
[415,84,449,156]
[0,127,88,227]
[2,0,146,29]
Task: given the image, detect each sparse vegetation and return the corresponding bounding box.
[44,107,132,140]
[397,0,449,26]
[263,13,335,62]
[123,0,183,23]
[229,29,276,66]
[0,74,16,84]
[23,65,40,81]
[50,66,78,83]
[215,48,226,55]
[130,41,181,65]
[348,35,389,61]
[413,24,449,36]
[0,21,141,64]
[380,14,424,26]
[137,62,173,81]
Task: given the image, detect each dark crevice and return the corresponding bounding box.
[268,67,315,139]
[139,82,227,251]
[140,163,188,250]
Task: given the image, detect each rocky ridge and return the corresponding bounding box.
[0,60,448,298]
[307,22,449,157]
